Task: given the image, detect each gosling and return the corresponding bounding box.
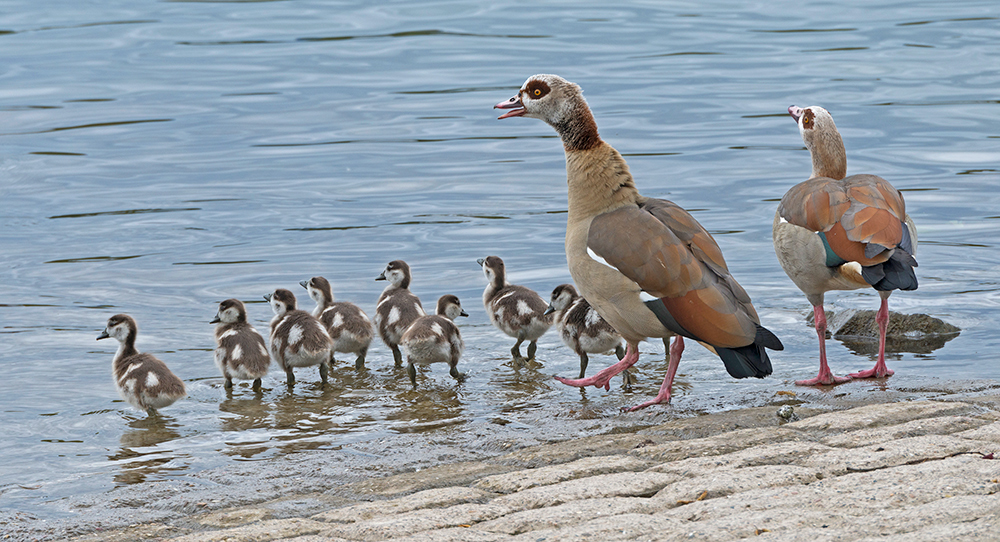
[265,288,333,385]
[479,255,551,363]
[97,314,186,415]
[211,298,270,390]
[301,276,374,368]
[400,294,468,386]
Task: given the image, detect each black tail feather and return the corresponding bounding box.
[715,324,781,379]
[866,249,918,292]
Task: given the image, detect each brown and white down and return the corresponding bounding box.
[774,105,917,385]
[212,298,270,389]
[301,276,374,368]
[400,294,468,386]
[478,255,552,363]
[374,260,425,367]
[495,74,783,410]
[265,288,333,385]
[546,283,626,381]
[97,314,186,415]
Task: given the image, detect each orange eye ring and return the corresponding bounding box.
[533,89,542,96]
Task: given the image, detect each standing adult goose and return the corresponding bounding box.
[478,255,552,363]
[495,74,782,410]
[97,314,186,415]
[400,294,468,386]
[774,105,917,385]
[546,283,626,381]
[300,276,375,368]
[265,288,334,385]
[375,260,425,367]
[211,298,271,390]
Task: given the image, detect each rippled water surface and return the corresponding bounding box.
[2,0,998,523]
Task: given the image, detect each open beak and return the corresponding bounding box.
[788,105,802,123]
[495,94,525,119]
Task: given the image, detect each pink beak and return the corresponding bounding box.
[788,105,803,122]
[495,95,525,119]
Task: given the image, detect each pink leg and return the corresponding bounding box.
[849,297,895,378]
[626,336,684,411]
[796,305,851,386]
[555,342,640,391]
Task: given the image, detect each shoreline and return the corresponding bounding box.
[9,378,999,541]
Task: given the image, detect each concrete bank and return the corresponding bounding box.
[58,390,1000,542]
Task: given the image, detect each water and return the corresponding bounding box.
[2,0,998,527]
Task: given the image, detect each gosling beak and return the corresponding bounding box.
[96,330,110,341]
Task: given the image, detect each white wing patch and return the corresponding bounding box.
[145,372,159,388]
[288,324,304,346]
[219,329,239,339]
[585,308,603,327]
[388,306,400,325]
[639,291,658,302]
[516,299,532,316]
[232,344,243,361]
[587,247,617,271]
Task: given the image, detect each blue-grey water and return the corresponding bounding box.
[2,0,998,532]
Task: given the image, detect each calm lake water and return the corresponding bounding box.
[2,0,998,527]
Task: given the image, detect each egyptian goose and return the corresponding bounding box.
[375,260,426,366]
[478,256,552,363]
[495,74,782,410]
[301,276,375,368]
[211,298,270,389]
[774,105,917,385]
[400,294,468,386]
[546,283,626,380]
[264,288,334,385]
[97,314,186,414]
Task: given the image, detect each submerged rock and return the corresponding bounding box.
[807,309,961,355]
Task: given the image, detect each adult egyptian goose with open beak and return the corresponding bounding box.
[774,105,917,385]
[495,74,783,410]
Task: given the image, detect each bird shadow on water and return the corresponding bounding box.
[109,414,184,486]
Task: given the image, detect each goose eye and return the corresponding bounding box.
[533,88,542,96]
[802,117,811,125]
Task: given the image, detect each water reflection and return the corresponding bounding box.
[110,416,184,485]
[810,310,961,357]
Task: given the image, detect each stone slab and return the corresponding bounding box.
[312,487,491,523]
[471,454,651,494]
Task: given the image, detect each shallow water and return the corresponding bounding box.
[1,0,998,522]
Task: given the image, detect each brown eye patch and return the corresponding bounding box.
[802,108,815,129]
[524,80,551,99]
